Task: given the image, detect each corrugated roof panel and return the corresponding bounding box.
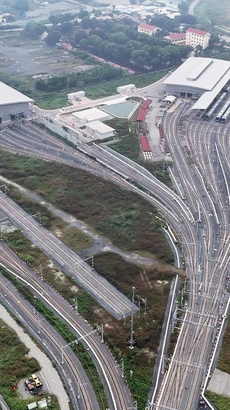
[140,136,151,152]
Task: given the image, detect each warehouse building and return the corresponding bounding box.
[164,57,230,111]
[0,81,33,123]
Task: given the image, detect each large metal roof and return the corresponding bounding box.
[164,57,230,91]
[164,57,230,111]
[0,81,33,105]
[192,70,230,110]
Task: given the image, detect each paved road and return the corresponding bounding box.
[188,0,202,15]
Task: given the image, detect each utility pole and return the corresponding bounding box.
[129,286,135,349]
[61,326,103,364]
[72,297,78,314]
[39,265,43,281]
[100,324,104,343]
[121,358,124,378]
[76,381,87,400]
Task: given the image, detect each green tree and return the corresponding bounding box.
[75,29,88,44]
[14,0,29,12]
[79,9,89,19]
[79,38,90,49]
[60,21,73,35]
[23,22,45,39]
[45,30,62,47]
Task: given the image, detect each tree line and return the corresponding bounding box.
[35,65,126,92]
[73,18,192,70]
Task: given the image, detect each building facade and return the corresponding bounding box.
[186,27,210,50]
[138,22,160,36]
[164,33,186,45]
[0,82,33,124]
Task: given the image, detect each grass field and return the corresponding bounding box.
[3,226,179,409]
[0,151,173,262]
[206,391,230,410]
[37,95,70,110]
[217,318,230,373]
[5,184,94,252]
[0,318,59,410]
[194,0,230,27]
[36,70,168,109]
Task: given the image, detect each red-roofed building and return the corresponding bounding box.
[164,33,186,45]
[186,27,210,49]
[138,22,160,37]
[139,136,151,152]
[136,108,147,122]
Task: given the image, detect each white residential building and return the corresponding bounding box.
[186,27,210,50]
[164,33,186,46]
[138,22,160,36]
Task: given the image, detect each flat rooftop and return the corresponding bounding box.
[72,107,111,122]
[86,120,114,135]
[0,81,33,105]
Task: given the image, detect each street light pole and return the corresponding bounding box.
[101,324,104,343]
[121,358,124,378]
[129,287,135,349]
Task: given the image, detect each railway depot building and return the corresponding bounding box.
[0,81,33,124]
[164,57,230,110]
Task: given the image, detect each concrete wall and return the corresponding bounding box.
[36,116,88,145]
[0,102,30,123]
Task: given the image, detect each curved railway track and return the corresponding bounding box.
[0,242,133,410]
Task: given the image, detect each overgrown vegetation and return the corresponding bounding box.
[0,269,108,410]
[217,318,230,373]
[0,318,49,410]
[36,70,168,108]
[3,184,94,252]
[206,391,230,410]
[0,151,173,261]
[35,64,126,93]
[194,0,230,27]
[2,228,179,409]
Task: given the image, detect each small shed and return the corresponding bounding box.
[37,399,47,409]
[72,108,111,124]
[27,403,37,410]
[68,91,85,102]
[117,84,136,94]
[86,121,115,139]
[163,95,177,104]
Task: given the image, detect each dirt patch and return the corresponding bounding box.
[0,36,94,77]
[142,348,156,363]
[54,229,62,238]
[70,285,79,293]
[53,270,65,282]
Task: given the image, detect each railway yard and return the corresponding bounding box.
[0,57,230,410]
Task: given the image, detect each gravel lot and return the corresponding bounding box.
[0,35,93,77]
